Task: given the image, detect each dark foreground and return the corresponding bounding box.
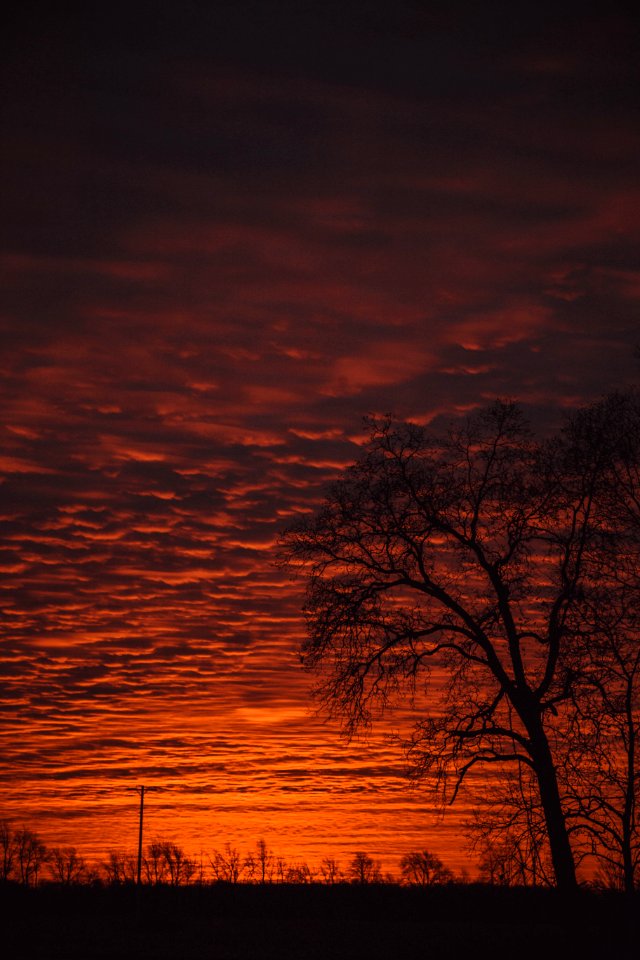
[2,882,637,960]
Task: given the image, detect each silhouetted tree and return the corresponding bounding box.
[400,849,453,886]
[210,843,245,884]
[348,851,381,884]
[255,839,274,883]
[285,861,315,883]
[14,827,47,887]
[243,852,256,882]
[477,836,519,886]
[319,856,342,884]
[0,821,16,882]
[49,847,87,885]
[458,400,640,890]
[139,839,195,885]
[102,850,136,885]
[145,839,168,885]
[562,589,640,891]
[195,850,206,885]
[465,768,554,886]
[476,823,554,887]
[162,841,195,886]
[593,858,628,892]
[558,393,640,891]
[280,401,629,891]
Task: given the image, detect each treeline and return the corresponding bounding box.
[0,819,627,891]
[0,820,473,889]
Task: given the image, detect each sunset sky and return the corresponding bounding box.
[2,2,639,876]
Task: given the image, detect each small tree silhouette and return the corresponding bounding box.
[320,856,342,884]
[400,850,453,886]
[145,839,168,885]
[255,839,274,883]
[285,861,315,883]
[161,841,195,886]
[14,827,47,887]
[0,821,16,882]
[49,847,87,885]
[102,850,137,885]
[210,844,245,883]
[348,851,381,884]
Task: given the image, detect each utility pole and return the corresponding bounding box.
[136,785,145,885]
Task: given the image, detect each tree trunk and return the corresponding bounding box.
[622,685,636,895]
[527,718,578,891]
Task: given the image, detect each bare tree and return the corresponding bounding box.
[145,839,168,885]
[593,857,628,892]
[195,850,206,885]
[255,839,274,883]
[49,847,87,885]
[281,403,601,890]
[552,393,640,892]
[162,841,195,886]
[285,861,315,883]
[400,849,453,886]
[475,826,552,887]
[448,393,640,890]
[348,851,381,884]
[319,856,342,884]
[0,821,16,882]
[243,852,256,882]
[210,843,245,884]
[465,767,554,886]
[102,850,137,885]
[14,827,47,887]
[565,591,640,891]
[477,836,520,886]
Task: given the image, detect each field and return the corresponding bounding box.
[3,883,637,960]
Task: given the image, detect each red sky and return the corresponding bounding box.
[1,1,639,877]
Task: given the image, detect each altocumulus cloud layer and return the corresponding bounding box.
[1,1,639,869]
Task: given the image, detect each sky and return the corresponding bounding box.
[1,1,639,877]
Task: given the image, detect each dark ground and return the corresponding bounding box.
[2,882,637,960]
